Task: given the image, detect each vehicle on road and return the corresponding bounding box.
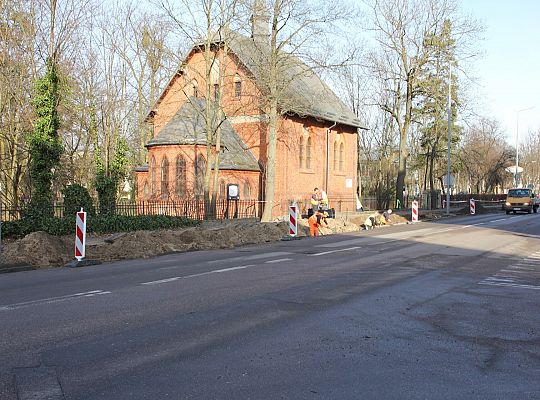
[503,188,539,214]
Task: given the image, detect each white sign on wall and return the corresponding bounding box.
[345,178,353,188]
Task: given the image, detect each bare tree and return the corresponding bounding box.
[363,0,481,206]
[458,118,513,193]
[234,0,354,221]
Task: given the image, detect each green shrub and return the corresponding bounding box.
[2,214,200,238]
[63,184,95,218]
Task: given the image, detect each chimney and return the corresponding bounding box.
[250,0,270,45]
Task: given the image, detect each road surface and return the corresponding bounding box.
[1,212,539,399]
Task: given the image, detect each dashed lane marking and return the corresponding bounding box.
[141,264,257,286]
[207,252,292,264]
[309,246,362,257]
[0,290,111,311]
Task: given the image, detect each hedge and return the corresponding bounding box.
[1,214,200,239]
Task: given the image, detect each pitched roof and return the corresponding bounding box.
[227,32,367,130]
[147,97,260,172]
[147,31,367,130]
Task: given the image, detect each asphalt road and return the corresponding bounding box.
[1,212,539,399]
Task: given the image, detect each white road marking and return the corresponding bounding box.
[265,258,293,264]
[141,264,257,285]
[478,281,540,290]
[309,246,362,257]
[207,251,292,264]
[486,277,515,282]
[0,290,111,311]
[141,277,181,285]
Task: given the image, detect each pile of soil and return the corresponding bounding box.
[0,214,410,269]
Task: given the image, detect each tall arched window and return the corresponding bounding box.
[333,140,339,171]
[244,181,251,199]
[176,156,186,197]
[234,74,242,98]
[195,154,206,197]
[143,181,149,198]
[339,143,345,171]
[192,80,198,97]
[306,137,312,169]
[299,136,305,168]
[150,156,156,197]
[161,157,169,197]
[219,180,226,199]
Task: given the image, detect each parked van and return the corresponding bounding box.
[503,188,539,214]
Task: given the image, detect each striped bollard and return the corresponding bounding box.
[289,204,298,237]
[412,200,418,223]
[75,208,87,261]
[470,198,476,215]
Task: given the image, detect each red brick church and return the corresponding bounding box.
[135,4,366,217]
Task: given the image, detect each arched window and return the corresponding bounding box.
[195,154,206,197]
[339,142,345,171]
[306,137,312,169]
[244,181,251,199]
[219,180,226,199]
[234,74,242,98]
[333,140,339,171]
[143,181,149,198]
[150,156,156,197]
[192,80,198,97]
[213,84,220,101]
[299,136,305,168]
[161,157,169,197]
[176,156,186,197]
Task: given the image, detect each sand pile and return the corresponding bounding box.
[0,214,413,269]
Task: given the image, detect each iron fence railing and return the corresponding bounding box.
[0,200,264,222]
[3,194,501,223]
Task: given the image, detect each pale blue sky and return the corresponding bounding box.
[463,0,540,144]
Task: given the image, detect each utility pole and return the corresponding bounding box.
[446,67,451,215]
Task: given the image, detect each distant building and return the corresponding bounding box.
[135,5,366,217]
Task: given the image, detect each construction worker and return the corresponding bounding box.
[318,188,329,210]
[363,211,381,230]
[308,210,328,236]
[382,209,393,224]
[310,187,320,213]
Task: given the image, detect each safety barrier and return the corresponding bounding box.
[74,208,87,261]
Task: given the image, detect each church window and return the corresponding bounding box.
[176,156,186,197]
[195,154,206,197]
[234,74,242,98]
[150,156,156,197]
[339,142,345,171]
[306,137,312,169]
[161,157,169,197]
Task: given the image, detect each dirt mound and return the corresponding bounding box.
[2,216,414,269]
[350,212,409,226]
[1,231,72,267]
[456,203,488,215]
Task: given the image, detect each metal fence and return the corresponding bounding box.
[0,200,263,222]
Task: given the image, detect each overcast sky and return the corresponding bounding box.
[463,0,540,145]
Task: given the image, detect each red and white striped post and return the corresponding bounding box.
[470,198,476,215]
[289,203,298,237]
[412,200,419,223]
[75,208,87,261]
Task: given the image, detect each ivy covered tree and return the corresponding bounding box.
[92,108,128,215]
[27,58,63,218]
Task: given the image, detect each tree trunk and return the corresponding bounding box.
[261,98,278,222]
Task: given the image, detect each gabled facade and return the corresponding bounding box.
[135,13,367,217]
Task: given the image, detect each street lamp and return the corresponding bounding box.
[515,106,535,187]
[446,66,452,215]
